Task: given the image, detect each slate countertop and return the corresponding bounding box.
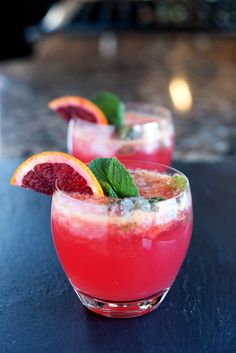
[1,160,236,353]
[0,32,236,161]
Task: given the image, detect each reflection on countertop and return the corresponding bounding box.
[0,33,236,161]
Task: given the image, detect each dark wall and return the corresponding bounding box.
[0,0,56,60]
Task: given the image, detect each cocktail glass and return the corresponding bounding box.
[67,103,175,165]
[51,160,192,318]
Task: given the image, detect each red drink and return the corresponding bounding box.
[51,161,192,318]
[68,103,175,165]
[52,205,191,302]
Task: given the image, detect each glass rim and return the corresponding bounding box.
[53,160,190,206]
[69,102,173,128]
[125,101,172,118]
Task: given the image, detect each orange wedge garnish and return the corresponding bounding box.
[11,151,104,196]
[48,96,108,124]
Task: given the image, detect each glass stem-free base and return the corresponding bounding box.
[73,287,170,318]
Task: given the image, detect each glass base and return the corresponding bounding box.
[73,287,169,318]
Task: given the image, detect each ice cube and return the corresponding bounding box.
[131,197,151,212]
[120,198,134,215]
[108,201,121,216]
[136,199,151,212]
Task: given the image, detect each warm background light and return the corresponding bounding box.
[169,77,193,112]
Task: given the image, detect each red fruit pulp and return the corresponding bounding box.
[22,162,93,195]
[57,106,97,123]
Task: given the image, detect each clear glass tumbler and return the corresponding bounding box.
[67,103,175,165]
[51,161,192,318]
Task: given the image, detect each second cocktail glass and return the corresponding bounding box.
[67,103,175,165]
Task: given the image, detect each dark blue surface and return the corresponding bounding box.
[1,160,236,353]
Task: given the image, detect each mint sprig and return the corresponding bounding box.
[89,157,139,198]
[169,175,187,192]
[148,196,166,204]
[91,92,125,128]
[99,181,118,198]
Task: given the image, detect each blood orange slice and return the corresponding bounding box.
[48,96,108,124]
[11,152,104,196]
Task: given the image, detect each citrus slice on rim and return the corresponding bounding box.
[48,96,108,124]
[10,152,104,196]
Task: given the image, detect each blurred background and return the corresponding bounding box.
[0,0,236,161]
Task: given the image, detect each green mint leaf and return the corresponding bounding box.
[91,92,125,128]
[149,196,166,204]
[99,181,118,198]
[169,175,187,192]
[89,157,139,198]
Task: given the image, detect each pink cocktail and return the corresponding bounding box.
[51,160,192,318]
[68,103,175,165]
